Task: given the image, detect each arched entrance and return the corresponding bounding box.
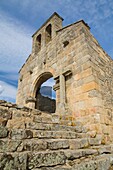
[34,72,56,113]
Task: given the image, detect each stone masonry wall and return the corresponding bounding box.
[16,13,113,144]
[1,100,113,170]
[80,27,113,143]
[17,18,95,116]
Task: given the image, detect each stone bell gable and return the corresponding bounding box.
[17,12,113,142]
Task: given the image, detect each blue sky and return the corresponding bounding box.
[0,0,113,103]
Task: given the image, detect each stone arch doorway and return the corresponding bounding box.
[34,72,56,113]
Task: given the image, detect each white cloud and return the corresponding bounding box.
[42,78,55,87]
[0,10,33,72]
[0,84,4,94]
[0,80,17,103]
[41,78,56,99]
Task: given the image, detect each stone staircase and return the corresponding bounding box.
[0,100,113,170]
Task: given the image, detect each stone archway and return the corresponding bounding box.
[33,72,56,113]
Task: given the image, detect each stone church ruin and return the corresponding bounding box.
[0,12,113,169]
[17,12,113,142]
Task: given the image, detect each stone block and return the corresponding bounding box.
[82,81,99,92]
[0,153,27,170]
[10,129,25,140]
[0,125,8,138]
[7,118,26,129]
[83,75,95,84]
[72,160,97,170]
[0,106,12,119]
[10,129,33,140]
[69,138,89,149]
[0,118,7,126]
[47,139,69,150]
[33,130,77,139]
[97,156,111,170]
[26,122,52,130]
[81,68,93,78]
[28,151,66,169]
[64,149,83,160]
[88,135,102,145]
[23,140,47,151]
[98,145,112,154]
[0,140,21,152]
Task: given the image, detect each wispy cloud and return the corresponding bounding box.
[0,10,33,72]
[0,9,33,102]
[0,80,17,103]
[0,71,18,87]
[3,0,112,57]
[41,78,56,99]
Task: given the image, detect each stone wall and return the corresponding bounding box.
[1,100,113,169]
[16,13,113,144]
[80,27,113,143]
[16,13,94,116]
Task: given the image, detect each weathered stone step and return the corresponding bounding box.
[8,129,88,140]
[26,122,83,132]
[33,114,53,124]
[33,130,88,139]
[27,149,98,169]
[28,150,66,169]
[47,138,90,150]
[0,137,106,154]
[0,137,101,153]
[70,153,113,170]
[35,154,113,170]
[1,151,112,170]
[64,148,98,160]
[90,144,113,154]
[25,138,89,151]
[9,128,88,140]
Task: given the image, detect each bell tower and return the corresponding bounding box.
[32,12,63,54]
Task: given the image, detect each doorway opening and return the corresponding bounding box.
[35,73,56,113]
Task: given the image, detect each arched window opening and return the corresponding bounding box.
[35,34,41,53]
[45,24,52,44]
[35,74,56,113]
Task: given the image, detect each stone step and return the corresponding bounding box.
[28,150,66,169]
[10,128,88,140]
[33,130,88,139]
[7,138,88,152]
[26,122,83,132]
[33,114,53,124]
[27,149,104,169]
[70,153,113,170]
[1,151,112,170]
[0,138,101,153]
[24,138,89,151]
[64,148,98,160]
[7,118,85,133]
[91,144,113,154]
